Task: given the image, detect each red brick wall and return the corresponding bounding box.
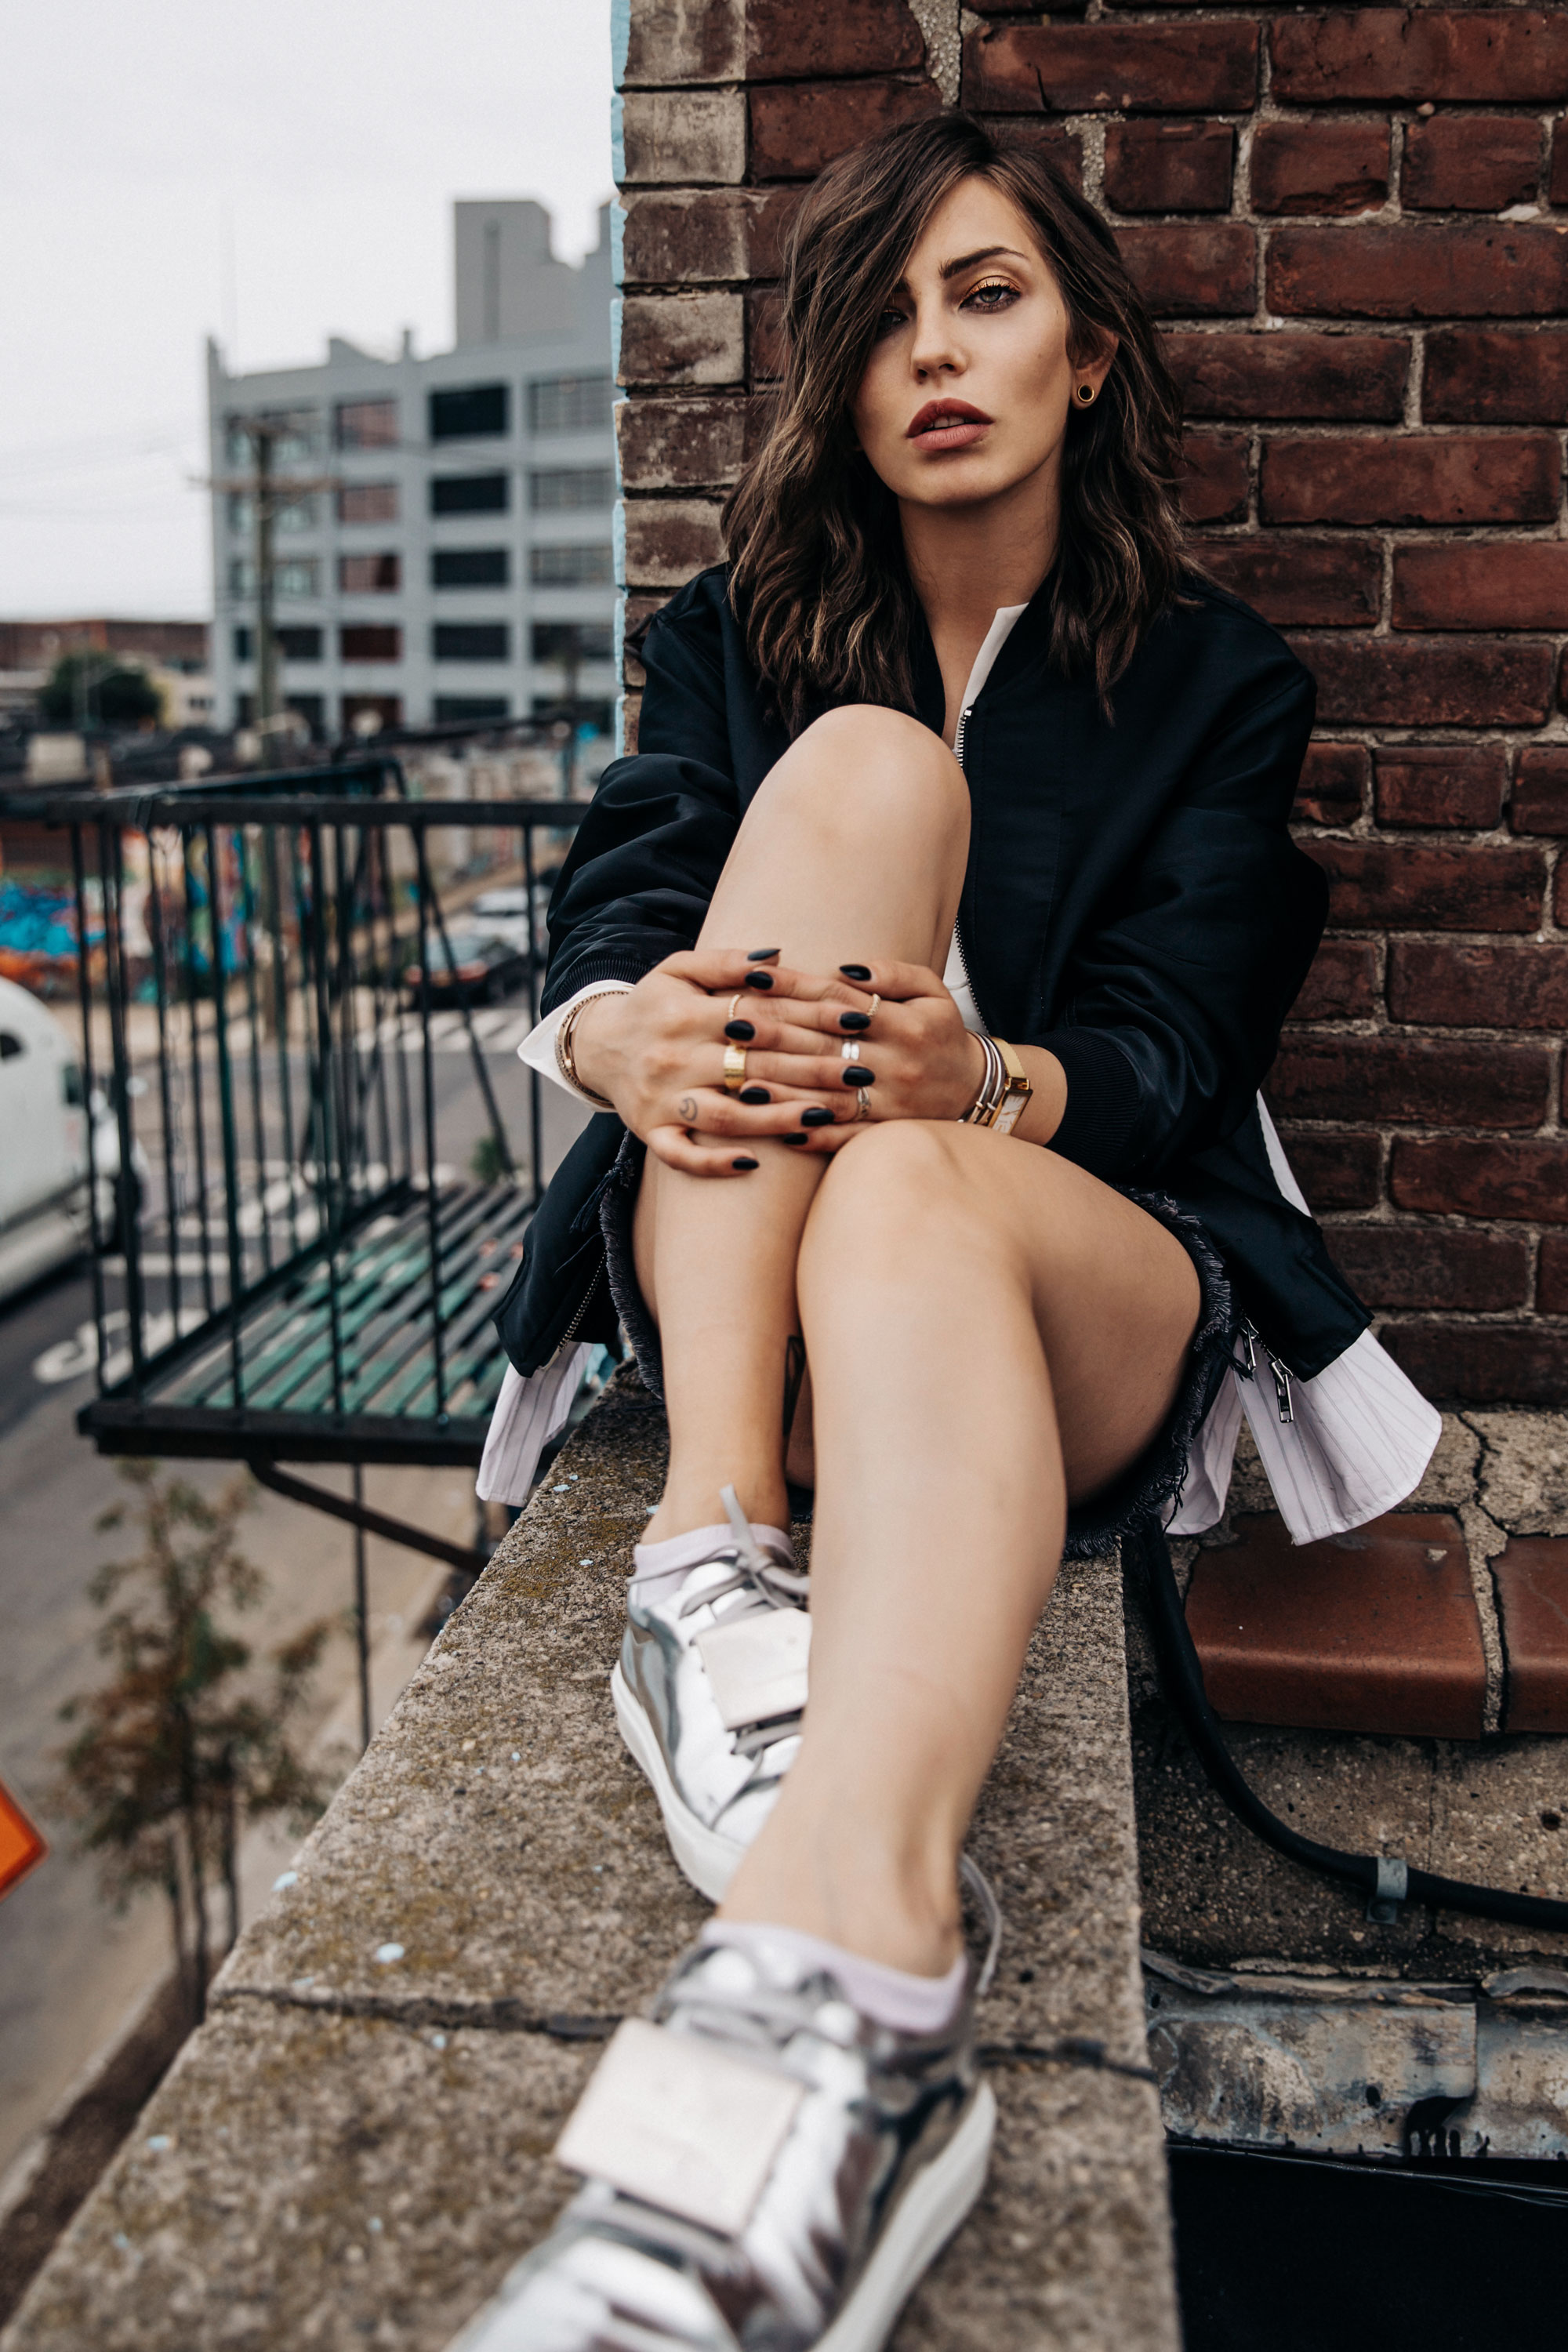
[615,0,1568,1403]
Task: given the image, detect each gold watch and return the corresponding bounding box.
[990,1036,1033,1136]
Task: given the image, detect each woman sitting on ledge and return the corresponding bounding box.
[459,111,1438,2352]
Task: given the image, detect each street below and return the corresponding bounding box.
[0,1010,587,2186]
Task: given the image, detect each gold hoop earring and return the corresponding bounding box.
[1075,383,1096,406]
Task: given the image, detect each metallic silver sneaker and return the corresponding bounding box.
[612,1486,810,1902]
[445,1887,1000,2352]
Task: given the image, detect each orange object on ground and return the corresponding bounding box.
[1185,1510,1486,1739]
[0,1775,47,1900]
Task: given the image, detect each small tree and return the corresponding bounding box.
[54,1461,333,2023]
[39,650,163,731]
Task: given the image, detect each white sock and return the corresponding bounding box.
[630,1521,793,1610]
[700,1920,967,2035]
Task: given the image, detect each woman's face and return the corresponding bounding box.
[850,175,1112,517]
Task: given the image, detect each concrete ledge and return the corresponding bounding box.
[3,1372,1180,2352]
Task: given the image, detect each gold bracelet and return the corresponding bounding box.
[555,992,619,1110]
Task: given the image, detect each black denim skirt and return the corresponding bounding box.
[595,1129,1236,1561]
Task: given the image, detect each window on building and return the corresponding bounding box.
[338,552,401,593]
[341,694,402,733]
[532,621,613,664]
[433,622,510,662]
[229,558,319,598]
[340,625,401,662]
[529,467,614,512]
[530,543,614,588]
[434,695,511,722]
[338,481,400,525]
[224,411,319,466]
[232,624,323,662]
[430,472,510,515]
[227,492,315,535]
[532,694,614,733]
[431,548,510,588]
[528,375,612,434]
[335,398,398,450]
[429,383,510,442]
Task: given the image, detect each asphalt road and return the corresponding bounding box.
[0,1018,588,2186]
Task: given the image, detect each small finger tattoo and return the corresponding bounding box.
[678,1094,699,1123]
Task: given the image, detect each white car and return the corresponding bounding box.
[0,976,137,1307]
[468,882,554,957]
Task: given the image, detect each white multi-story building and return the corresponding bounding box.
[208,200,615,740]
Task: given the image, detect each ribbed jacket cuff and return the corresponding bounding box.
[1036,1029,1143,1178]
[541,949,670,1018]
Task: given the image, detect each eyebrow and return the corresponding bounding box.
[937,244,1030,282]
[885,244,1034,300]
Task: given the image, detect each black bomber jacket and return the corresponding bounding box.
[494,564,1370,1385]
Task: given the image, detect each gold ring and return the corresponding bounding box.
[866,995,881,1020]
[727,993,745,1023]
[840,1039,862,1062]
[854,1091,873,1120]
[722,1041,748,1094]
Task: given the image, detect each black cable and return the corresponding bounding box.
[1126,1515,1568,1937]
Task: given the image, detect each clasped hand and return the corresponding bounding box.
[568,949,986,1177]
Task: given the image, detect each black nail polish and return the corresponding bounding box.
[746,947,781,963]
[801,1106,834,1127]
[724,1018,756,1040]
[731,1155,760,1171]
[840,964,872,982]
[781,1131,808,1146]
[844,1066,875,1087]
[739,1085,771,1105]
[744,971,774,990]
[839,1009,870,1032]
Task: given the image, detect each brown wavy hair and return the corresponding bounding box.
[722,112,1189,730]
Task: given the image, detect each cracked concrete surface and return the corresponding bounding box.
[1134,1410,1568,1978]
[2,1371,1180,2352]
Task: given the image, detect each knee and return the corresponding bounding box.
[807,1119,974,1250]
[758,705,968,850]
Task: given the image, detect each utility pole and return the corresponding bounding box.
[250,422,279,742]
[212,419,336,760]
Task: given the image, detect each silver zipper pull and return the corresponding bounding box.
[954,705,973,767]
[1267,1350,1294,1425]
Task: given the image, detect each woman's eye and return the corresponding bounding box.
[875,307,909,337]
[963,280,1018,312]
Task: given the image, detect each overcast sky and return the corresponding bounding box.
[0,0,612,622]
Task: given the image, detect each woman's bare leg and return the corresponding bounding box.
[637,706,968,1541]
[718,1123,1202,1974]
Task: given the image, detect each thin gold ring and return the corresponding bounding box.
[722,1041,748,1094]
[727,993,745,1023]
[840,1039,862,1063]
[866,994,881,1021]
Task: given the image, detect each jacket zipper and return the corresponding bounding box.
[545,1254,602,1367]
[1238,1319,1294,1425]
[949,703,989,1029]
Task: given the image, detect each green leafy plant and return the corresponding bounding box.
[469,1130,510,1185]
[54,1462,333,2024]
[38,651,163,730]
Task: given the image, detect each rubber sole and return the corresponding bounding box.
[611,1661,739,1903]
[818,2080,996,2352]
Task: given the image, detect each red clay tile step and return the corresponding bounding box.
[1492,1537,1568,1735]
[1185,1512,1485,1738]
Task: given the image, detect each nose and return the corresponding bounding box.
[906,292,963,382]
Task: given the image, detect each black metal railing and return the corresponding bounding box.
[25,757,587,1458]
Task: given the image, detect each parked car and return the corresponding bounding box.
[468,879,556,956]
[0,976,141,1306]
[401,926,531,1007]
